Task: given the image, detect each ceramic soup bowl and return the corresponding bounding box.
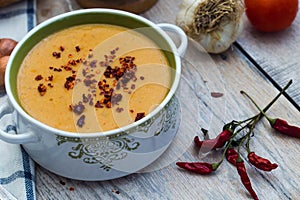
[0,9,187,180]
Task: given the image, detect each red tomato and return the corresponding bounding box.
[245,0,299,32]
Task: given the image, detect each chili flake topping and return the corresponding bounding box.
[71,101,85,115]
[37,83,47,96]
[135,112,145,122]
[75,45,80,52]
[52,52,61,59]
[77,115,85,128]
[35,44,146,129]
[35,75,43,81]
[64,75,76,90]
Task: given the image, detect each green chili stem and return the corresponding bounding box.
[246,134,251,153]
[241,79,292,121]
[218,139,234,167]
[261,79,292,114]
[237,130,249,154]
[241,91,272,120]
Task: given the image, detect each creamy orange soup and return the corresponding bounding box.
[17,24,172,133]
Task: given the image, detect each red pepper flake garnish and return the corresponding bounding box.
[106,102,112,108]
[62,65,72,71]
[59,46,65,52]
[99,61,105,67]
[71,102,85,115]
[68,60,77,66]
[131,84,136,90]
[135,112,145,122]
[94,55,138,109]
[120,71,136,86]
[46,75,54,81]
[89,60,97,68]
[84,78,97,87]
[49,66,53,70]
[95,101,104,108]
[52,52,61,59]
[82,69,88,77]
[75,45,80,52]
[116,107,124,113]
[89,98,94,106]
[111,93,122,105]
[35,75,43,81]
[88,52,93,58]
[47,83,54,88]
[64,75,76,90]
[140,76,144,80]
[130,109,134,113]
[37,84,47,96]
[77,115,85,127]
[82,93,91,103]
[54,68,62,72]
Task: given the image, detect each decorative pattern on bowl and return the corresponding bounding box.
[55,96,179,174]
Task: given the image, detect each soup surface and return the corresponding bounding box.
[17,24,172,133]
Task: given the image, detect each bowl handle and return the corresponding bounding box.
[0,100,39,144]
[157,23,188,56]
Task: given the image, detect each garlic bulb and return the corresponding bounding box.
[176,0,244,54]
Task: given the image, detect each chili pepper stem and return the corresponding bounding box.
[245,132,251,153]
[241,79,293,125]
[212,162,222,170]
[241,90,273,121]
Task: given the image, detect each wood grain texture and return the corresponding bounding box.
[34,0,300,199]
[36,0,80,22]
[237,12,300,106]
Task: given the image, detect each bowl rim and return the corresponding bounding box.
[5,8,182,138]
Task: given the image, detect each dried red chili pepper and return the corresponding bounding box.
[194,129,232,150]
[225,147,238,166]
[176,162,218,175]
[240,83,299,139]
[247,152,278,172]
[269,118,300,138]
[236,158,259,200]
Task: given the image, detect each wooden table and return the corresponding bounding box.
[35,0,300,199]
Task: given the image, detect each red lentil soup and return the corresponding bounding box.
[17,24,171,133]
